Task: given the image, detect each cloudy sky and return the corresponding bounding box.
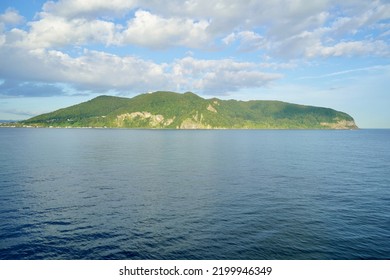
[0,0,389,127]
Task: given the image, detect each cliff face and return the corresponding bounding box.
[320,120,358,129]
[22,91,358,129]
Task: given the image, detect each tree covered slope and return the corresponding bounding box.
[21,91,358,129]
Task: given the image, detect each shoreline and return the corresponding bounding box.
[0,124,360,130]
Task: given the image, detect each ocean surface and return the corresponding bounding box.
[0,128,389,260]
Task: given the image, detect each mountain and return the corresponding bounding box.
[21,91,358,129]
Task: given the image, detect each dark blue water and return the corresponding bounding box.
[0,128,389,259]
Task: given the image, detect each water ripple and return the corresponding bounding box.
[1,129,390,259]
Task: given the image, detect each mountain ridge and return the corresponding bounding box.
[20,91,358,129]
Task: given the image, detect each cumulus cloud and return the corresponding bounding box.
[223,31,266,52]
[0,42,282,96]
[121,10,211,49]
[9,7,211,49]
[10,13,119,49]
[42,0,137,19]
[63,49,171,91]
[265,0,390,58]
[2,0,390,56]
[171,57,283,94]
[0,46,158,91]
[1,0,390,99]
[0,8,24,25]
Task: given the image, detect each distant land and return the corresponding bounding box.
[5,91,358,129]
[0,120,18,123]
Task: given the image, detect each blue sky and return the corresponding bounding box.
[0,0,389,127]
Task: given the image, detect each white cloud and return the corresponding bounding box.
[13,13,119,49]
[1,0,390,99]
[42,0,137,18]
[0,42,283,95]
[0,8,24,25]
[41,48,171,91]
[0,8,24,46]
[266,0,390,58]
[307,40,390,57]
[223,31,266,52]
[121,10,211,49]
[0,45,170,92]
[172,57,283,94]
[143,0,329,36]
[2,0,389,57]
[8,8,211,50]
[258,61,297,70]
[330,2,390,36]
[216,0,390,59]
[194,70,283,94]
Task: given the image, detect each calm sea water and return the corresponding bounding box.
[0,128,389,260]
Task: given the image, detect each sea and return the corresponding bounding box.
[0,128,389,260]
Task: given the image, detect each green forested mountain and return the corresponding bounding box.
[21,91,357,129]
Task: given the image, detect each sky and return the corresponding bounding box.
[0,0,389,128]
